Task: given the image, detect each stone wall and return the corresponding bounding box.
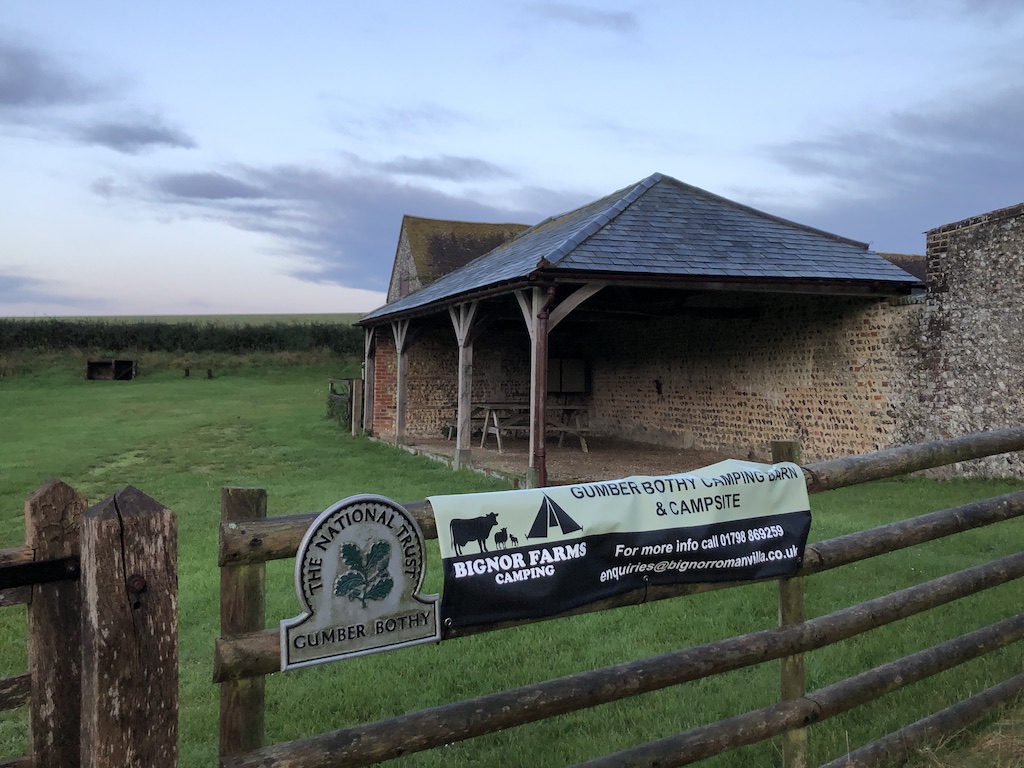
[578,293,922,463]
[386,229,415,302]
[915,203,1024,478]
[371,295,924,465]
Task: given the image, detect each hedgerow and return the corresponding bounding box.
[0,319,363,355]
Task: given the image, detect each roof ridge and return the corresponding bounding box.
[544,173,663,266]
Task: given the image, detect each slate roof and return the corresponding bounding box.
[361,172,921,323]
[878,253,927,282]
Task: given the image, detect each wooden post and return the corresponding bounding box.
[515,289,543,488]
[350,378,363,438]
[26,480,86,768]
[219,487,267,760]
[773,439,807,768]
[362,328,375,435]
[391,320,410,446]
[534,286,556,487]
[80,486,178,767]
[449,302,478,469]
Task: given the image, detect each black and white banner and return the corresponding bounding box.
[430,460,811,628]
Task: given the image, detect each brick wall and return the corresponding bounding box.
[916,203,1024,477]
[371,334,397,436]
[371,325,532,439]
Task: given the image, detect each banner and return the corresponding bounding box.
[430,460,811,628]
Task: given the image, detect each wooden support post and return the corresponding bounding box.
[26,480,85,768]
[219,487,267,760]
[80,486,178,767]
[350,378,363,438]
[773,439,807,768]
[534,286,556,487]
[515,289,543,488]
[391,320,410,446]
[449,302,478,470]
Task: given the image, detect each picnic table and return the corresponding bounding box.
[548,404,589,452]
[477,403,531,452]
[476,402,589,453]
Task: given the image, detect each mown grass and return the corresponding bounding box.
[1,352,1021,767]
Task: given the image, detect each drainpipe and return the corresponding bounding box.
[534,285,557,487]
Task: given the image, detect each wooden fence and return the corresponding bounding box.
[0,481,178,768]
[326,378,362,436]
[213,428,1024,767]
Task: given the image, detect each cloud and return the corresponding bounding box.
[528,2,638,32]
[371,155,513,182]
[331,102,470,141]
[137,160,586,291]
[1,36,194,156]
[75,115,197,154]
[156,172,269,200]
[958,0,1024,14]
[0,37,105,113]
[856,0,1024,28]
[0,271,55,304]
[929,0,1024,18]
[767,86,1024,252]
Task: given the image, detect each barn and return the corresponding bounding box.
[354,172,948,485]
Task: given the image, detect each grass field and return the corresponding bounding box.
[1,352,1022,767]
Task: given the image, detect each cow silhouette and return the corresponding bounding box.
[450,512,500,556]
[509,534,519,547]
[494,527,508,549]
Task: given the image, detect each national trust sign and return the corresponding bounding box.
[281,495,440,671]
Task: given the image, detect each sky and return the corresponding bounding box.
[2,1,1023,317]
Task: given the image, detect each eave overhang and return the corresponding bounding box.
[355,269,922,328]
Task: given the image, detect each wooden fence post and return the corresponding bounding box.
[80,485,178,767]
[26,480,86,768]
[773,440,808,768]
[219,487,267,759]
[350,378,363,438]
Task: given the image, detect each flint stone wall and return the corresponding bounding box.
[914,203,1024,478]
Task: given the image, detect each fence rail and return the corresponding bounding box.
[218,426,1024,568]
[214,428,1024,767]
[578,614,1024,768]
[213,490,1024,683]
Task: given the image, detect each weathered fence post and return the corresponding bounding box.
[350,378,364,438]
[773,439,808,768]
[80,485,178,767]
[26,480,86,768]
[219,487,267,759]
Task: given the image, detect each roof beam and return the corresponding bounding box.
[548,282,606,332]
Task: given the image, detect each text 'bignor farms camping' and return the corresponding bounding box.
[430,460,811,628]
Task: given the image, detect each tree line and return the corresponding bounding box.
[0,318,364,355]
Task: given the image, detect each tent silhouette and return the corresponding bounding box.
[527,495,582,539]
